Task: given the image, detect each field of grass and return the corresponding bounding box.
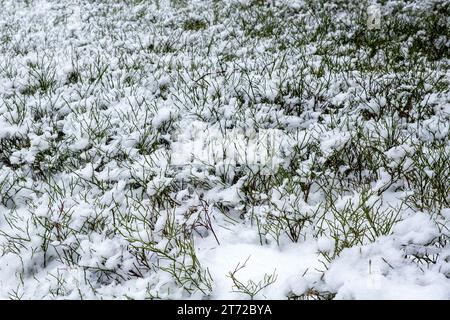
[0,0,449,299]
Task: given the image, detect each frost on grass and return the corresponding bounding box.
[0,0,449,299]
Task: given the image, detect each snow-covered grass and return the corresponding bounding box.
[0,0,449,299]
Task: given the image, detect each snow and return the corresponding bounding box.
[317,236,335,253]
[392,212,439,245]
[197,222,321,299]
[0,0,449,300]
[324,238,450,300]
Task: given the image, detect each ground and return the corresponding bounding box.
[0,0,449,299]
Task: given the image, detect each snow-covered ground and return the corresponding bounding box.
[0,0,449,299]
